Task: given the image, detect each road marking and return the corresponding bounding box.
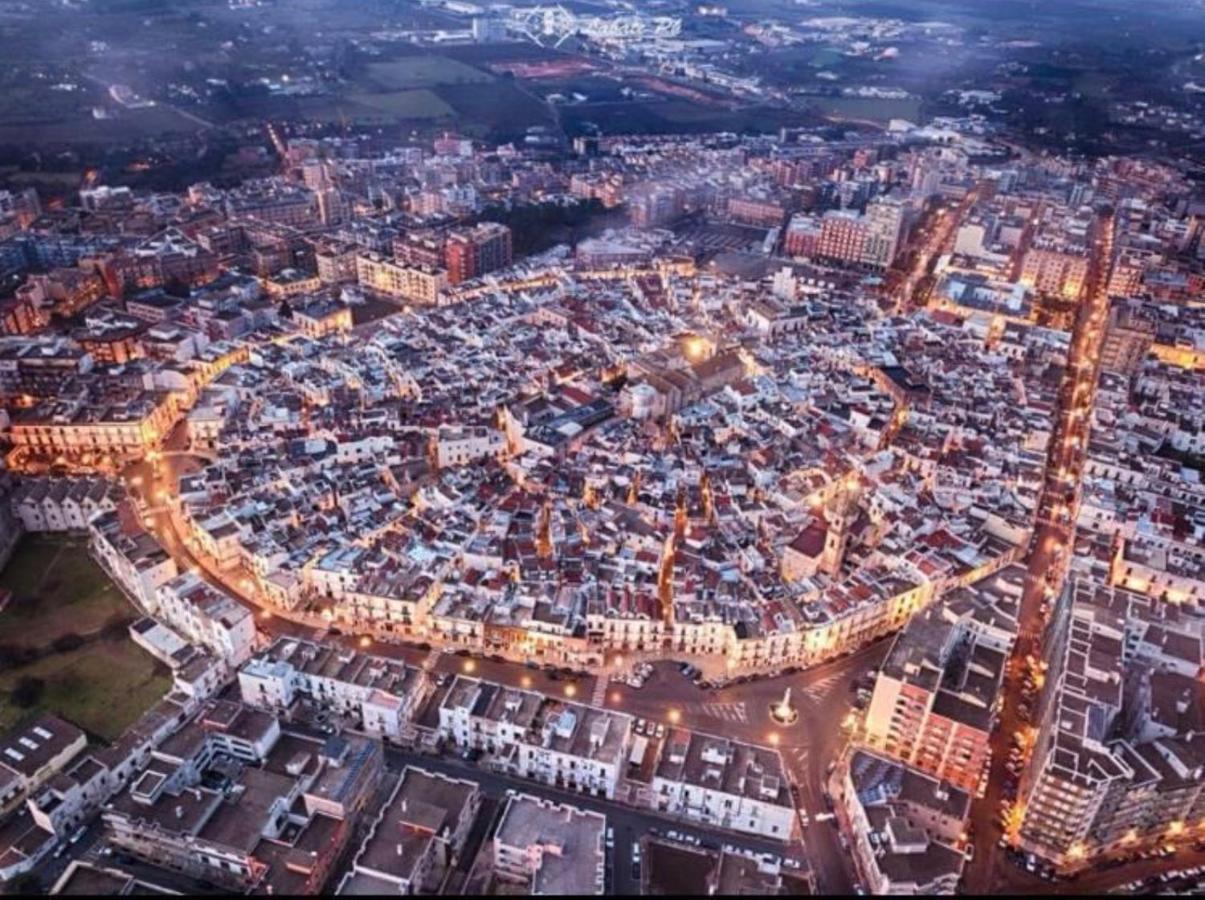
[800,673,844,703]
[591,677,609,707]
[698,702,748,723]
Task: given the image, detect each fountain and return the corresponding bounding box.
[769,686,799,725]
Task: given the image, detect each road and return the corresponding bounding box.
[964,207,1116,894]
[599,640,891,894]
[891,183,986,311]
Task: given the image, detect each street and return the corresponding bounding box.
[964,208,1117,894]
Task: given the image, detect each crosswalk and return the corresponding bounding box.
[591,677,610,707]
[696,701,749,723]
[798,673,844,704]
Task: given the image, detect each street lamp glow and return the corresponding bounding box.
[463,659,476,674]
[667,708,681,725]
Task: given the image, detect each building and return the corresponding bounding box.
[492,792,606,895]
[1019,244,1089,301]
[337,766,481,895]
[89,506,179,613]
[864,197,909,269]
[1017,574,1205,870]
[0,716,87,814]
[355,253,447,305]
[103,702,381,894]
[842,749,970,895]
[438,677,632,799]
[818,210,869,267]
[629,185,685,228]
[155,571,257,667]
[652,730,795,839]
[10,476,124,533]
[863,605,1007,794]
[444,223,513,285]
[238,637,426,742]
[9,387,177,467]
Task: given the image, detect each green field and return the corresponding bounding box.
[807,95,923,124]
[346,90,456,120]
[0,535,171,742]
[365,56,494,90]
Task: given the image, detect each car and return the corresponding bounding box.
[606,827,614,850]
[963,845,975,861]
[667,830,682,842]
[813,812,836,823]
[632,844,642,864]
[838,834,849,851]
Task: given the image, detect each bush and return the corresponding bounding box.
[11,676,45,708]
[101,617,135,642]
[51,632,86,653]
[0,643,39,671]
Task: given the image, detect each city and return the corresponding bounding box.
[0,0,1202,896]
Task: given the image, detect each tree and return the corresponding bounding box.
[11,676,45,709]
[51,632,85,653]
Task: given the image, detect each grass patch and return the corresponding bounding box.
[364,57,493,91]
[0,535,169,743]
[806,95,923,124]
[346,90,456,120]
[0,535,131,647]
[0,642,169,743]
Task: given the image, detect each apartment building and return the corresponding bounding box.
[89,507,179,613]
[9,476,124,532]
[652,730,795,839]
[438,677,632,799]
[1018,574,1205,869]
[843,749,970,895]
[492,792,606,895]
[103,702,381,894]
[337,766,481,895]
[355,252,447,305]
[863,605,1007,793]
[155,571,257,668]
[238,637,426,741]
